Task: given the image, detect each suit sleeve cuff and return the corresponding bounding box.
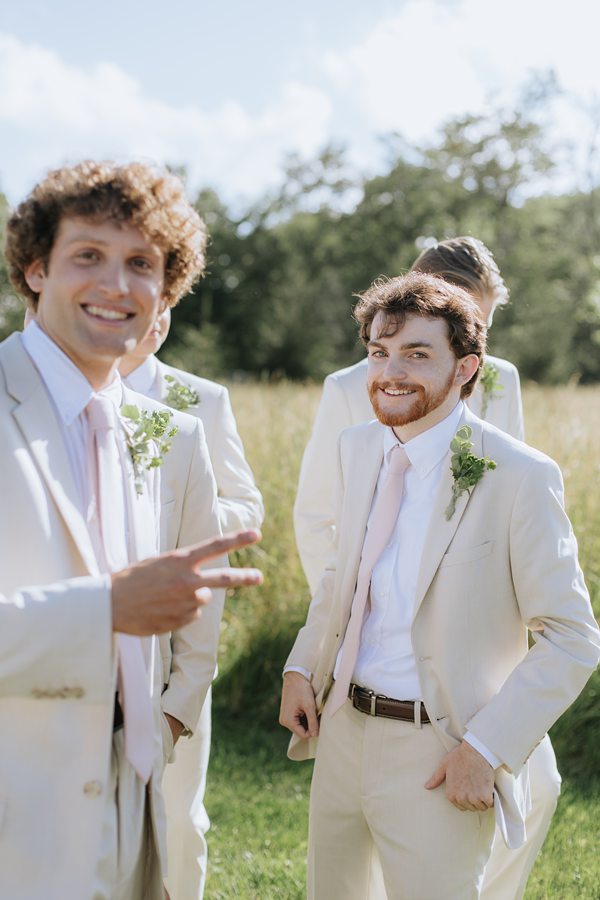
[283,665,312,682]
[463,731,502,769]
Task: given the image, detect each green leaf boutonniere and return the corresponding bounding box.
[164,374,200,412]
[445,425,496,520]
[479,361,503,419]
[121,404,179,495]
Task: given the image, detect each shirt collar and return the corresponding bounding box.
[383,401,464,479]
[21,320,123,425]
[122,354,158,396]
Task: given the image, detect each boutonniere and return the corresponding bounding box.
[445,425,496,520]
[120,404,179,495]
[164,374,200,412]
[479,361,503,419]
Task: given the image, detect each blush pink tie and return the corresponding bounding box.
[328,443,410,715]
[87,394,155,784]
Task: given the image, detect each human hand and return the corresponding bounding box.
[164,712,185,745]
[111,530,262,635]
[424,740,494,811]
[279,671,319,739]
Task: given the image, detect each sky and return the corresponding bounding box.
[1,0,599,208]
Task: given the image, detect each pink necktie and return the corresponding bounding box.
[87,395,155,784]
[328,443,410,715]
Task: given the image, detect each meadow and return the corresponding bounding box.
[202,382,600,900]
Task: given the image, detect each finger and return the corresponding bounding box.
[196,567,263,588]
[185,530,262,565]
[304,703,320,738]
[424,763,446,790]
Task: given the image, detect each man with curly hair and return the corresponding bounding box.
[281,272,599,900]
[1,160,262,900]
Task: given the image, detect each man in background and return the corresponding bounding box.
[120,305,264,900]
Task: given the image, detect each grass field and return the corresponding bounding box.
[201,382,600,900]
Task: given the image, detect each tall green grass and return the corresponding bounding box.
[203,382,599,899]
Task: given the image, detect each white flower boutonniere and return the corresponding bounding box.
[164,374,200,412]
[479,361,503,419]
[121,404,179,495]
[445,425,496,520]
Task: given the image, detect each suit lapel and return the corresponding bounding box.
[413,408,484,618]
[2,335,99,574]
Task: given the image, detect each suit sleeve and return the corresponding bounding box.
[507,365,525,441]
[0,576,114,701]
[160,422,226,733]
[209,388,264,533]
[294,375,356,594]
[466,457,600,772]
[286,431,345,676]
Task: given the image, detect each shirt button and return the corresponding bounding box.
[83,780,103,798]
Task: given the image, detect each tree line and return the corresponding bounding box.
[2,76,599,384]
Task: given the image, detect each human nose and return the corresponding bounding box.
[382,355,407,380]
[98,261,129,298]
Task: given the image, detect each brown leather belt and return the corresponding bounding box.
[349,684,431,724]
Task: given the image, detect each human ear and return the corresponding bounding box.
[23,260,46,295]
[455,354,480,386]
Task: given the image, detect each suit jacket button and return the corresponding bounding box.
[83,780,102,798]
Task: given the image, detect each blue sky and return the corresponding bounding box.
[1,0,599,206]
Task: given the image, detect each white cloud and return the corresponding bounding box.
[0,34,332,204]
[322,0,600,142]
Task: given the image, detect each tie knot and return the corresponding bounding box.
[86,394,116,432]
[388,443,410,475]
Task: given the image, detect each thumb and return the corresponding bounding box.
[424,760,447,791]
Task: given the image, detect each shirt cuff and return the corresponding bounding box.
[463,731,502,770]
[283,665,312,682]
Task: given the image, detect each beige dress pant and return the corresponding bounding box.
[163,687,212,900]
[308,699,495,900]
[92,730,163,900]
[481,735,561,899]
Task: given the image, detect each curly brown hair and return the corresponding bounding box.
[353,271,486,398]
[5,160,207,308]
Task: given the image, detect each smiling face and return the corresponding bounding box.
[367,311,479,440]
[25,217,165,389]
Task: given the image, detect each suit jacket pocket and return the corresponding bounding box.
[439,540,494,568]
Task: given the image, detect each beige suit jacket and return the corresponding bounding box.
[0,334,220,899]
[154,359,264,533]
[150,359,263,732]
[294,355,524,593]
[286,407,599,830]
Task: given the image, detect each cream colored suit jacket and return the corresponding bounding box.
[152,359,263,732]
[295,355,524,593]
[286,407,599,832]
[155,359,264,533]
[0,334,220,899]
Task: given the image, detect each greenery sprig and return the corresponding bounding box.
[164,374,200,412]
[479,361,503,419]
[121,404,179,495]
[445,425,496,520]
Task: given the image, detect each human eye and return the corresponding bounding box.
[130,257,153,273]
[74,248,100,264]
[368,347,387,359]
[409,351,428,359]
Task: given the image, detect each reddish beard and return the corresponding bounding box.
[368,371,456,427]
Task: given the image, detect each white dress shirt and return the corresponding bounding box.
[351,402,465,700]
[123,354,158,399]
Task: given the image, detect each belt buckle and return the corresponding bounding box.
[368,690,377,716]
